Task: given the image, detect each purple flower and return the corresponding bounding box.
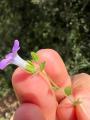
[0,40,27,70]
[12,39,20,54]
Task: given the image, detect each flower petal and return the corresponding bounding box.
[0,53,13,70]
[0,58,10,69]
[12,40,20,53]
[5,53,13,59]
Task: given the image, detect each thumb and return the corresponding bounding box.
[13,103,45,120]
[11,67,57,120]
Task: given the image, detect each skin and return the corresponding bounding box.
[13,103,45,120]
[72,73,90,120]
[37,49,71,87]
[11,49,90,120]
[57,96,77,120]
[12,67,58,120]
[37,49,71,101]
[57,73,90,120]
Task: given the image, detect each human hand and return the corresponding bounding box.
[7,48,90,120]
[0,40,89,120]
[11,49,71,120]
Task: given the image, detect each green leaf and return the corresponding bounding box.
[40,61,46,71]
[31,52,39,62]
[64,86,72,96]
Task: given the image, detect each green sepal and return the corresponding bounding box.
[26,60,36,73]
[73,99,81,106]
[31,52,39,62]
[27,60,33,65]
[40,61,46,71]
[52,86,60,91]
[64,86,72,96]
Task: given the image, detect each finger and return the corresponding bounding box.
[12,67,57,120]
[57,97,77,120]
[37,49,71,87]
[72,73,90,120]
[37,49,71,101]
[72,73,90,96]
[13,103,45,120]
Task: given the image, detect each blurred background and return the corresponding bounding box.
[0,0,90,119]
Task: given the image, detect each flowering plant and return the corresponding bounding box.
[0,40,46,74]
